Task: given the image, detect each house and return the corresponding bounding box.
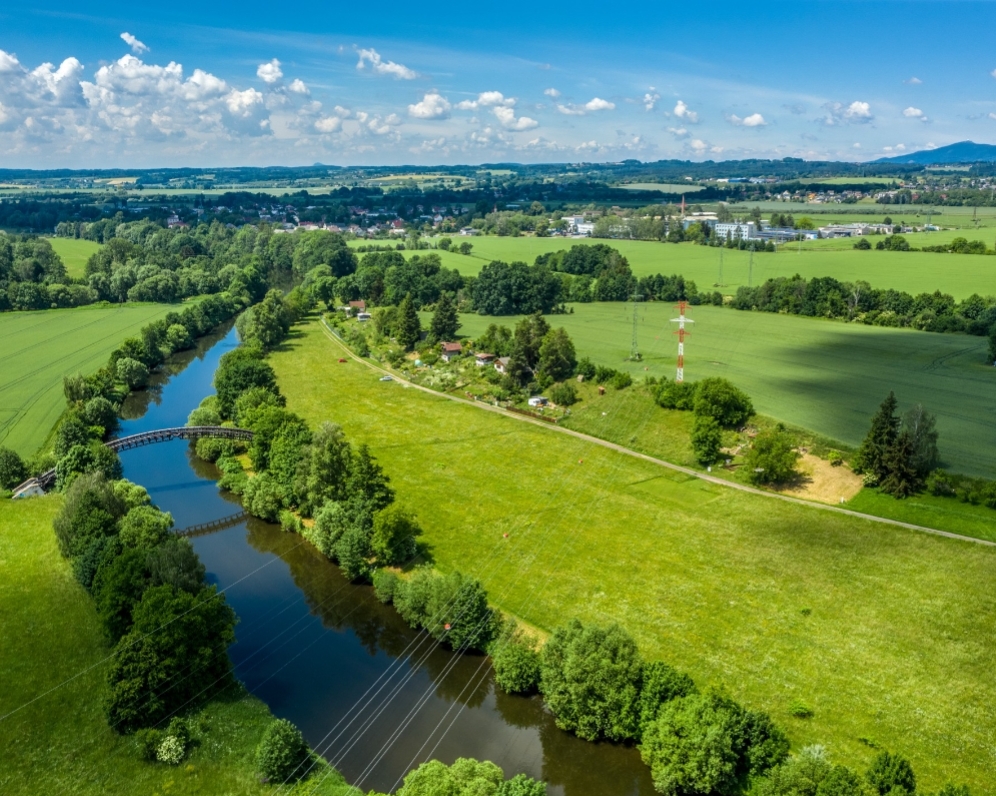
[528,396,548,407]
[494,356,511,374]
[349,300,367,311]
[440,342,463,362]
[356,312,372,322]
[459,227,478,236]
[714,221,759,241]
[474,352,496,367]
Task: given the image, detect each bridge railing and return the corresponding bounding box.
[12,426,253,498]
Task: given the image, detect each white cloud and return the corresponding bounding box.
[556,103,585,116]
[257,59,283,84]
[905,76,922,85]
[989,112,996,121]
[643,90,660,111]
[226,88,263,115]
[585,97,615,112]
[356,48,416,80]
[674,100,699,123]
[288,78,308,95]
[408,91,451,119]
[544,88,560,98]
[493,105,538,131]
[315,115,342,133]
[853,142,862,149]
[903,106,927,121]
[0,51,21,73]
[120,33,149,55]
[690,138,708,153]
[823,100,872,125]
[576,140,600,152]
[729,112,766,127]
[666,126,688,138]
[882,143,907,153]
[456,91,514,110]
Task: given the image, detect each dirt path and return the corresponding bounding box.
[316,320,996,550]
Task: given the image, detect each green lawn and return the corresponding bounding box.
[0,304,181,456]
[0,497,358,795]
[46,237,101,279]
[447,303,996,479]
[269,318,996,793]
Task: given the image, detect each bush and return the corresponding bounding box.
[656,380,697,411]
[690,415,722,465]
[242,473,286,521]
[636,661,697,739]
[693,377,753,427]
[540,619,642,742]
[372,569,401,604]
[147,537,206,594]
[188,405,222,427]
[865,751,916,795]
[82,396,118,434]
[55,412,93,458]
[492,637,542,695]
[610,371,633,390]
[156,734,185,765]
[576,357,597,380]
[336,522,373,582]
[371,504,421,566]
[119,505,174,549]
[0,446,27,489]
[395,569,497,652]
[116,357,149,389]
[134,728,163,762]
[548,381,577,406]
[744,429,800,485]
[256,718,311,783]
[194,436,233,462]
[53,471,124,557]
[926,469,955,497]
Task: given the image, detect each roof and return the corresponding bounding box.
[349,300,366,308]
[441,342,462,352]
[475,352,495,359]
[497,357,510,365]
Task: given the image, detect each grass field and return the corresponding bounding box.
[270,318,996,793]
[0,497,358,795]
[46,237,101,279]
[450,304,996,479]
[0,304,180,456]
[616,183,705,193]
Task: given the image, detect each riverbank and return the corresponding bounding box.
[0,496,358,795]
[266,315,996,794]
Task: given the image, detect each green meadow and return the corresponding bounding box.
[0,304,179,456]
[0,497,355,796]
[46,237,101,279]
[269,318,996,794]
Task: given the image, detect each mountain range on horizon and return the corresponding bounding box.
[873,140,996,165]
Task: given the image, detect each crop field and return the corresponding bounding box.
[269,318,996,793]
[45,237,100,279]
[0,304,179,456]
[0,497,354,795]
[421,236,996,298]
[450,303,996,479]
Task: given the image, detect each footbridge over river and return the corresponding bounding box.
[12,426,253,497]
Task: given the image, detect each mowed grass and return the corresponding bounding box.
[0,498,361,795]
[270,318,996,793]
[46,237,101,279]
[0,304,180,456]
[451,303,996,479]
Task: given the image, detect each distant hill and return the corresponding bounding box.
[875,141,996,165]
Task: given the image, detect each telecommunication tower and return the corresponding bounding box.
[670,301,694,382]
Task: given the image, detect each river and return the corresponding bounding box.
[116,323,655,796]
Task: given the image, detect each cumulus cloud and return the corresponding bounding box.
[729,112,766,127]
[585,97,615,111]
[882,143,907,153]
[905,76,922,85]
[556,103,585,116]
[666,126,688,138]
[823,100,872,125]
[356,48,416,80]
[493,105,538,131]
[408,91,450,119]
[315,115,342,133]
[288,78,308,95]
[689,138,708,153]
[903,106,927,121]
[120,33,149,55]
[456,91,514,110]
[674,100,699,123]
[643,89,660,111]
[544,88,560,98]
[257,59,283,84]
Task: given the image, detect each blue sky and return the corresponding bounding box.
[3,1,996,167]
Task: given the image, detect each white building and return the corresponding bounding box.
[714,221,758,241]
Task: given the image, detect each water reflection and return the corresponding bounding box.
[115,323,655,796]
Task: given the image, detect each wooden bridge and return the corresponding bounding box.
[175,510,250,538]
[12,426,253,497]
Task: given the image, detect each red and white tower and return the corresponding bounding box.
[671,301,694,382]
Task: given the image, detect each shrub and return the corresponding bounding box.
[119,506,174,549]
[865,751,916,795]
[492,637,542,695]
[788,699,814,719]
[372,569,400,604]
[816,766,868,796]
[134,728,163,762]
[188,405,222,427]
[53,471,124,557]
[306,500,351,558]
[371,504,422,566]
[540,619,642,742]
[55,413,93,458]
[0,446,27,489]
[194,436,232,462]
[690,415,722,465]
[693,377,754,427]
[926,469,955,497]
[279,509,303,533]
[498,774,547,796]
[744,429,800,485]
[575,357,597,380]
[548,381,577,406]
[656,380,697,411]
[242,473,286,521]
[156,734,185,765]
[610,371,633,390]
[82,396,118,434]
[335,523,373,582]
[116,357,150,389]
[395,569,497,652]
[256,718,311,783]
[636,661,697,739]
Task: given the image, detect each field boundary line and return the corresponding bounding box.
[316,318,996,550]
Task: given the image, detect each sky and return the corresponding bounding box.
[4,1,996,168]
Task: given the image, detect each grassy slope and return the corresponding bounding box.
[269,318,996,793]
[0,304,179,456]
[449,304,996,480]
[46,237,101,279]
[0,498,358,795]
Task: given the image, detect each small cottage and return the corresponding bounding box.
[494,356,511,374]
[474,352,496,367]
[440,342,463,362]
